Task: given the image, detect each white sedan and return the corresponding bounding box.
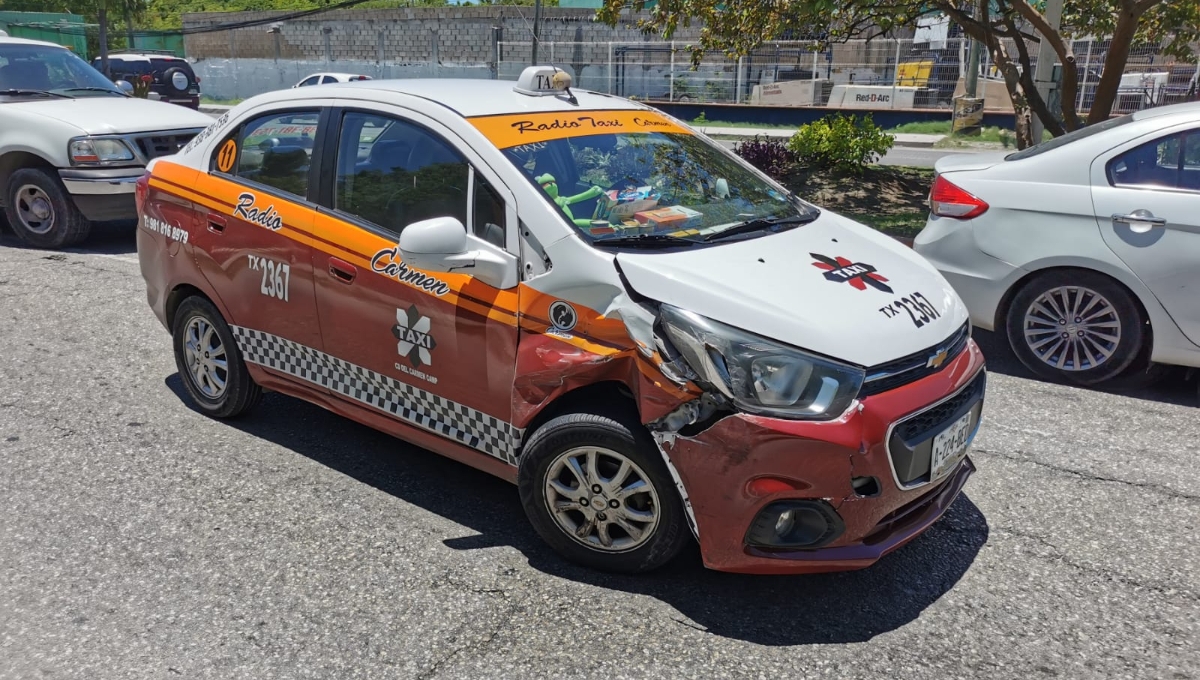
[915,102,1200,386]
[292,72,372,88]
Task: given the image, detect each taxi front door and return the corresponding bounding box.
[309,108,523,466]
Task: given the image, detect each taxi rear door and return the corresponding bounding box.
[188,105,331,388]
[306,105,524,465]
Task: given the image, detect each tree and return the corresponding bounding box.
[598,0,1200,148]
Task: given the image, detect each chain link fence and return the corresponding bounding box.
[190,28,1199,115]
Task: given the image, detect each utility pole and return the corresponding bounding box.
[964,0,984,98]
[1030,0,1064,143]
[531,0,542,66]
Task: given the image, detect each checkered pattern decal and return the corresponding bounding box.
[232,326,523,465]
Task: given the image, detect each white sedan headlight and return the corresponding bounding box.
[659,305,864,420]
[69,138,135,164]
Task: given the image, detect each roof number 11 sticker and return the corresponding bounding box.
[879,291,941,328]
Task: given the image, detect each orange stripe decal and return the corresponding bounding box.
[467,110,691,149]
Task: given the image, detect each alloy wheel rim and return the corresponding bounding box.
[183,316,229,399]
[15,184,55,235]
[1022,285,1122,372]
[543,446,661,553]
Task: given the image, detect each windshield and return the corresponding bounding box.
[478,110,816,244]
[1006,113,1134,161]
[0,44,123,98]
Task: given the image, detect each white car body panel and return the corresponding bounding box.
[915,101,1200,369]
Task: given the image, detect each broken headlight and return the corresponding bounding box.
[658,304,864,420]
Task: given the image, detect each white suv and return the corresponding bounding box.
[0,36,213,248]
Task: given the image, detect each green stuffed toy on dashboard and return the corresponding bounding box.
[536,173,604,228]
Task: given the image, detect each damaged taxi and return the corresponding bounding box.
[136,67,985,574]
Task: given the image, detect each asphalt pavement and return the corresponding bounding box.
[1,225,1198,679]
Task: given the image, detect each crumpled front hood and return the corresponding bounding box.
[616,211,969,367]
[9,97,212,134]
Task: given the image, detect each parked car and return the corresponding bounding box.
[92,52,202,109]
[1,36,213,248]
[136,67,985,575]
[293,72,372,88]
[915,102,1200,386]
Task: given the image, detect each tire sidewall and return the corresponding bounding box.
[171,297,256,418]
[1006,271,1145,385]
[517,413,689,574]
[5,168,88,249]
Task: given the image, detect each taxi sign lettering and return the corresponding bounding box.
[371,247,452,297]
[232,193,283,231]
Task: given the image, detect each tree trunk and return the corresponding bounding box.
[125,3,135,52]
[1087,8,1141,124]
[98,5,110,78]
[989,40,1035,148]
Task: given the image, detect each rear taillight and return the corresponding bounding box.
[930,175,989,219]
[135,172,150,214]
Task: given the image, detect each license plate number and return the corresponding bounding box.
[930,411,972,481]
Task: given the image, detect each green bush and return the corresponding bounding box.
[787,114,895,175]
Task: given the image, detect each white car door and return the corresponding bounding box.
[1091,126,1200,346]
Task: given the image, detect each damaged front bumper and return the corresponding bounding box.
[655,339,986,575]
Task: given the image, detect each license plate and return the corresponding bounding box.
[930,411,973,481]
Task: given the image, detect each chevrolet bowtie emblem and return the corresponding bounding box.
[926,349,949,369]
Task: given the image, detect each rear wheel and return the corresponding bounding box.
[1006,271,1146,386]
[4,167,91,248]
[518,409,690,573]
[172,297,262,419]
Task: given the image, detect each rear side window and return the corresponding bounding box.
[214,110,319,200]
[1108,130,1200,191]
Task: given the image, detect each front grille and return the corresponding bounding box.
[887,370,986,487]
[135,132,197,160]
[893,371,985,443]
[859,322,970,397]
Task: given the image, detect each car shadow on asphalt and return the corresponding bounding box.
[165,373,990,647]
[972,328,1196,407]
[0,218,137,255]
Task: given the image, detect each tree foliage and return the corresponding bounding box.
[599,0,1200,148]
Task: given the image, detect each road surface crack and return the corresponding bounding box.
[973,447,1199,502]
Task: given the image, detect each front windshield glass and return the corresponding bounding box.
[0,44,123,97]
[477,110,815,243]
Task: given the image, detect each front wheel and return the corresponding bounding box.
[1006,271,1146,386]
[518,410,690,573]
[4,167,91,248]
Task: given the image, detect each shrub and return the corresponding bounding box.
[787,114,895,175]
[734,136,796,179]
[693,111,708,125]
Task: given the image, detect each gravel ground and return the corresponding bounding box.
[1,226,1197,679]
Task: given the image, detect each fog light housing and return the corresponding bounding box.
[745,500,844,549]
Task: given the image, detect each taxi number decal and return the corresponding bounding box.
[248,254,290,302]
[879,291,940,328]
[216,139,237,173]
[144,216,188,244]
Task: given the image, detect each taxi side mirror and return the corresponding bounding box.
[399,216,518,290]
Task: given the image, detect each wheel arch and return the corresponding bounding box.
[0,151,57,204]
[165,283,217,333]
[516,380,639,457]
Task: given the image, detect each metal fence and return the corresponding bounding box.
[191,33,1199,115]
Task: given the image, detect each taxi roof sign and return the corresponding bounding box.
[514,66,573,97]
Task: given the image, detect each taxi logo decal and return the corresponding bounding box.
[371,247,451,297]
[548,301,578,331]
[811,253,893,294]
[216,139,237,173]
[393,305,437,368]
[467,110,690,149]
[233,193,283,231]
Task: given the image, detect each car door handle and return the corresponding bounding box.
[328,258,356,284]
[1112,211,1167,228]
[207,213,226,233]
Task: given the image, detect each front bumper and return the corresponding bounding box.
[59,167,144,222]
[660,338,986,575]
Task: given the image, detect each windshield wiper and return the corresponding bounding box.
[60,87,126,96]
[0,88,72,99]
[592,233,698,249]
[703,213,817,242]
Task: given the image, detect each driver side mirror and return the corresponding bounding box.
[398,216,518,290]
[115,79,134,94]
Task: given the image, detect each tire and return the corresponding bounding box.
[162,67,191,95]
[517,408,690,574]
[171,297,262,419]
[4,167,91,249]
[1006,270,1146,386]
